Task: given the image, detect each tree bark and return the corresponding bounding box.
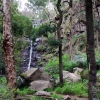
[69,0,73,61]
[85,0,97,100]
[56,0,63,85]
[3,0,17,89]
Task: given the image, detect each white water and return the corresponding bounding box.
[27,40,33,70]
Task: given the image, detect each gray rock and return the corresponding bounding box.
[73,67,83,75]
[62,95,71,100]
[35,91,51,96]
[38,71,51,81]
[21,68,41,81]
[30,80,53,91]
[63,72,81,82]
[56,70,81,83]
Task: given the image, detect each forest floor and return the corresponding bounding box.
[16,95,88,100]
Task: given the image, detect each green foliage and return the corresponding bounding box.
[62,82,88,97]
[36,44,46,51]
[37,24,56,37]
[28,0,48,7]
[54,81,88,97]
[0,77,6,84]
[45,57,59,78]
[0,84,16,100]
[48,37,61,47]
[13,38,29,75]
[45,54,77,79]
[31,96,46,100]
[17,87,35,96]
[51,93,62,100]
[63,55,78,72]
[73,54,87,68]
[31,24,56,41]
[12,14,32,37]
[55,87,62,94]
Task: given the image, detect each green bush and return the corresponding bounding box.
[51,93,62,100]
[55,87,62,94]
[44,58,59,79]
[31,23,56,41]
[63,61,78,72]
[62,82,88,97]
[45,54,78,78]
[36,44,46,51]
[0,77,6,84]
[17,87,35,96]
[0,83,16,100]
[48,37,61,47]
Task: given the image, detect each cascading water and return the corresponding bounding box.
[27,40,33,70]
[20,38,42,72]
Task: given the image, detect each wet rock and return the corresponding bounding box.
[30,80,53,91]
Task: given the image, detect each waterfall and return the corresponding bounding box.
[27,40,33,70]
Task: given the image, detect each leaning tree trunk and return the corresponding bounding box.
[3,0,17,89]
[56,0,63,85]
[85,0,97,100]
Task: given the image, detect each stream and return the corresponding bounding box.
[20,38,42,72]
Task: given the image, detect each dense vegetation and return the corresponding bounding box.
[1,0,100,100]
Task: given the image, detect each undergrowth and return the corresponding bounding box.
[55,81,88,97]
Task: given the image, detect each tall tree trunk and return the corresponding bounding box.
[69,0,73,61]
[3,0,17,89]
[57,0,63,85]
[85,0,97,100]
[95,0,100,44]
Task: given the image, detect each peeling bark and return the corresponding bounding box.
[3,0,17,89]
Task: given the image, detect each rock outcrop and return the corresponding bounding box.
[30,80,53,91]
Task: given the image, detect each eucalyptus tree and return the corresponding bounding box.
[3,0,17,89]
[85,0,97,99]
[26,0,48,20]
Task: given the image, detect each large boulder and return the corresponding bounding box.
[38,71,51,81]
[21,68,41,81]
[30,80,53,91]
[63,71,81,83]
[56,71,81,84]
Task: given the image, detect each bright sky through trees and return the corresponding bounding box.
[18,0,28,11]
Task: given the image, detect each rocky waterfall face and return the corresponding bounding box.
[20,38,42,72]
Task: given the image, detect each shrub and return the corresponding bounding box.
[45,54,78,78]
[36,44,46,51]
[63,61,78,72]
[62,82,88,97]
[48,37,61,47]
[17,87,35,96]
[0,77,6,84]
[51,93,62,100]
[55,87,62,94]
